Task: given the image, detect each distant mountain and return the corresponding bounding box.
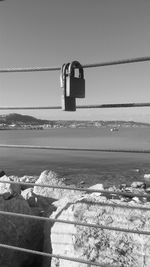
[0,113,150,128]
[0,113,50,125]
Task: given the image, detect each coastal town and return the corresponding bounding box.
[0,113,150,130]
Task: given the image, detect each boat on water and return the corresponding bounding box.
[110,127,119,132]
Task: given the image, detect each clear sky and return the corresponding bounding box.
[0,0,150,121]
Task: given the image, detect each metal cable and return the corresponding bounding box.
[0,243,149,265]
[0,209,150,235]
[0,106,61,110]
[77,102,150,109]
[0,179,150,198]
[83,56,150,68]
[1,102,150,110]
[0,243,116,267]
[1,143,150,154]
[0,56,150,73]
[0,66,60,73]
[79,200,150,211]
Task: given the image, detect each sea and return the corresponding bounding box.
[1,127,150,187]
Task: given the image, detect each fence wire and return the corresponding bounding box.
[0,56,150,73]
[1,143,150,154]
[0,179,149,199]
[0,209,150,236]
[0,243,117,267]
[1,102,150,110]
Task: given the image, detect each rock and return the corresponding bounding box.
[0,170,5,177]
[0,175,21,199]
[33,170,63,199]
[19,175,38,190]
[132,197,141,203]
[79,181,85,185]
[61,177,71,182]
[47,193,150,267]
[123,187,146,198]
[88,183,104,191]
[21,188,56,216]
[131,181,146,189]
[43,196,78,267]
[21,188,37,207]
[145,187,150,194]
[33,170,80,200]
[35,195,56,213]
[144,174,150,187]
[0,195,44,267]
[88,183,104,197]
[133,169,141,173]
[119,183,128,190]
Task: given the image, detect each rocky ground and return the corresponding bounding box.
[0,170,150,267]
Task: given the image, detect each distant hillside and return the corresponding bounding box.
[0,113,50,125]
[0,113,150,128]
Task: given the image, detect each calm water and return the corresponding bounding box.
[1,127,150,187]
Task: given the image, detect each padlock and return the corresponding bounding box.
[60,63,76,111]
[61,95,76,111]
[66,61,85,98]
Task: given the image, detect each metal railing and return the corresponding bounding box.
[0,56,150,266]
[0,179,150,266]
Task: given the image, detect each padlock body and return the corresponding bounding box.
[61,95,76,111]
[66,77,85,98]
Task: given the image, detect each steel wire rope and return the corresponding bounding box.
[1,143,150,154]
[1,102,150,110]
[0,56,150,73]
[0,243,117,267]
[0,179,150,198]
[0,243,148,264]
[0,209,150,235]
[77,200,150,211]
[1,196,150,215]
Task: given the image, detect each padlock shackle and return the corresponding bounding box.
[60,63,70,88]
[68,61,84,79]
[60,63,66,88]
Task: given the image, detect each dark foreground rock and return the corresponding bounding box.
[0,170,5,177]
[0,195,44,267]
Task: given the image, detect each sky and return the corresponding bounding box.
[0,0,150,121]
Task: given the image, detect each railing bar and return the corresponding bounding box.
[78,200,150,211]
[0,180,149,198]
[0,106,61,110]
[78,102,150,109]
[1,144,150,154]
[1,102,150,110]
[0,56,150,73]
[0,210,150,235]
[0,67,61,73]
[83,56,150,68]
[0,243,115,267]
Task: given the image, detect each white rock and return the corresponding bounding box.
[88,183,104,196]
[144,174,150,187]
[33,170,81,200]
[0,175,21,198]
[47,194,150,267]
